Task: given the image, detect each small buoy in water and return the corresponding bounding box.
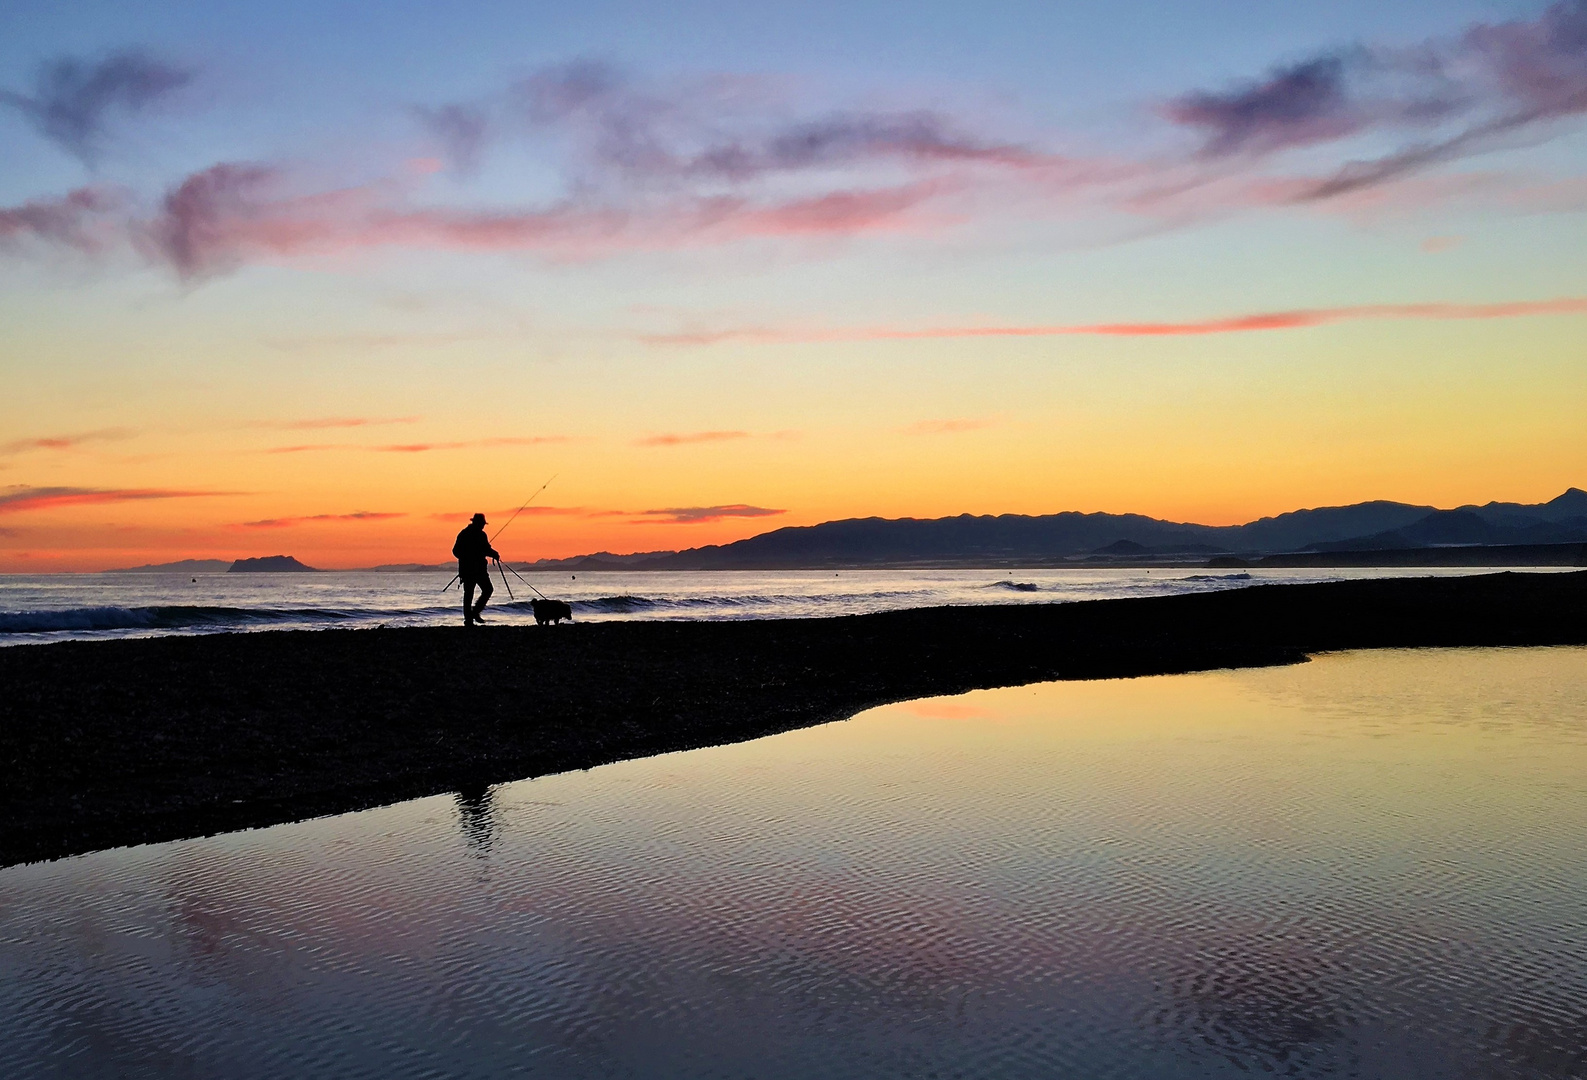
[192,578,197,582]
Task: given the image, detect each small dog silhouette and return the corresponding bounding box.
[531,598,573,626]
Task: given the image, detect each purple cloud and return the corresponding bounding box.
[412,102,490,174]
[514,61,1041,185]
[1164,56,1364,156]
[1,50,193,162]
[1166,1,1587,196]
[1465,0,1587,119]
[147,162,278,278]
[635,504,785,524]
[0,187,122,253]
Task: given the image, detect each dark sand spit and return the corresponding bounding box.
[4,571,1585,867]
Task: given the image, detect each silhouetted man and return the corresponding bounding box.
[453,512,499,625]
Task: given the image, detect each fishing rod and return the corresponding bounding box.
[492,473,557,544]
[440,474,557,593]
[501,559,550,600]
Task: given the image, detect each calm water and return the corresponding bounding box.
[3,647,1585,1078]
[0,566,1562,643]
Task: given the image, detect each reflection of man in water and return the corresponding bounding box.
[453,513,499,625]
[456,784,495,854]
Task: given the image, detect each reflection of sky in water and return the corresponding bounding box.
[2,647,1584,1078]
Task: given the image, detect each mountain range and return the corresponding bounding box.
[535,488,1587,570]
[95,490,1587,573]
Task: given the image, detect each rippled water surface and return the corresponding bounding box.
[3,647,1585,1078]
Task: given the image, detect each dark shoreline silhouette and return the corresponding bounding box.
[3,570,1585,867]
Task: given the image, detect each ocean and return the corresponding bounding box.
[0,566,1568,644]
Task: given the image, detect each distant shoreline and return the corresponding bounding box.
[4,570,1585,867]
[46,539,1587,575]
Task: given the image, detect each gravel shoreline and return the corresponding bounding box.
[4,570,1585,867]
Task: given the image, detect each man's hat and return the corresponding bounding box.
[471,512,487,524]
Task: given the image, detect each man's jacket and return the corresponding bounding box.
[452,525,499,574]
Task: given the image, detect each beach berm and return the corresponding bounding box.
[4,571,1585,867]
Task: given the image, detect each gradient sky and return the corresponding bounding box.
[3,0,1584,569]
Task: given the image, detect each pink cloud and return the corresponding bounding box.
[375,442,467,453]
[644,295,1587,346]
[634,430,751,447]
[731,181,948,236]
[254,416,420,430]
[6,15,1587,291]
[1,428,132,454]
[263,443,341,454]
[265,435,568,454]
[0,485,236,514]
[229,511,406,530]
[634,504,786,524]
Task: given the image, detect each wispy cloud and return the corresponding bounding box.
[1166,57,1366,156]
[377,443,465,453]
[0,50,193,163]
[1165,0,1587,197]
[412,102,490,175]
[1,428,133,454]
[644,295,1587,345]
[634,430,751,447]
[263,443,339,455]
[117,160,947,279]
[5,10,1587,284]
[262,435,567,454]
[902,418,996,435]
[0,57,1072,279]
[513,60,1050,186]
[0,187,124,253]
[0,485,235,514]
[635,504,785,523]
[229,511,406,529]
[372,436,568,453]
[252,416,420,430]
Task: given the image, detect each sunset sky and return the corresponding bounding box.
[3,0,1585,570]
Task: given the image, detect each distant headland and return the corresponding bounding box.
[228,556,318,573]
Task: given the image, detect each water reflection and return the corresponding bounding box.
[1,647,1584,1079]
[455,783,496,855]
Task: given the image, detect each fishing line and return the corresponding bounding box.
[492,474,556,543]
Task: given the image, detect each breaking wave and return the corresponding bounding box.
[573,595,664,614]
[0,604,411,635]
[987,581,1043,592]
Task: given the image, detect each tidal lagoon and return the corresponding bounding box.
[3,647,1583,1078]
